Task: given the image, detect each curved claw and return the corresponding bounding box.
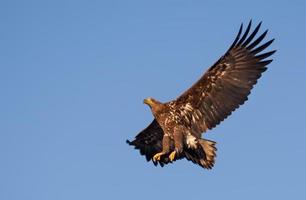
[169,151,176,162]
[153,152,164,162]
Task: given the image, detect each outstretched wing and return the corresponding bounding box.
[127,119,170,166]
[175,20,276,136]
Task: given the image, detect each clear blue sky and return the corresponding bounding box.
[1,0,305,199]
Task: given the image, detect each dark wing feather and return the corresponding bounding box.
[175,21,276,135]
[127,119,170,166]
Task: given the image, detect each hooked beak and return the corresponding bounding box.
[143,98,152,106]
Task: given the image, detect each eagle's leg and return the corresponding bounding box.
[169,127,184,162]
[152,134,171,162]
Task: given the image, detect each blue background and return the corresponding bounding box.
[1,0,305,199]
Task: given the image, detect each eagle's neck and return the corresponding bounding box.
[151,103,165,115]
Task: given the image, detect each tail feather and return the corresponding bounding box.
[198,139,217,169]
[184,139,217,169]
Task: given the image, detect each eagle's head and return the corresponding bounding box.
[143,97,159,108]
[143,97,164,115]
[143,97,165,117]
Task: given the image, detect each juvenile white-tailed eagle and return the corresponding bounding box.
[127,21,275,169]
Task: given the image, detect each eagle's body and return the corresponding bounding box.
[127,21,275,169]
[142,98,217,168]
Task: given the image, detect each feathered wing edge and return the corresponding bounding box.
[223,20,275,63]
[175,20,276,135]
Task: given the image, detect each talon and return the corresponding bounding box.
[169,151,176,162]
[153,152,164,161]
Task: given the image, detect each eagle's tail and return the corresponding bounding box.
[185,139,217,169]
[198,139,217,169]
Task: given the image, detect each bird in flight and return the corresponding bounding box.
[127,21,275,169]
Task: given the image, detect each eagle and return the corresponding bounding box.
[126,21,275,169]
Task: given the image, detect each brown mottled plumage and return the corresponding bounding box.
[127,21,275,169]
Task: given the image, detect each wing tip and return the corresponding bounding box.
[229,20,268,51]
[260,59,273,66]
[126,139,133,145]
[228,22,244,50]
